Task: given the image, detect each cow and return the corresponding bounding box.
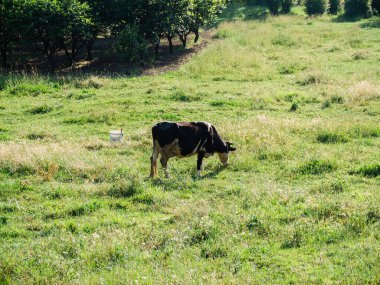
[149,121,236,178]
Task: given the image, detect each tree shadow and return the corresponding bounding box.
[360,17,380,28]
[1,32,211,77]
[214,4,269,25]
[331,14,372,23]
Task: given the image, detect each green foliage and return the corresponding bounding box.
[26,132,48,140]
[321,100,331,108]
[305,0,328,15]
[272,34,296,46]
[171,90,201,102]
[312,180,346,193]
[108,179,142,197]
[316,131,348,143]
[67,201,101,217]
[281,228,303,248]
[200,245,227,258]
[27,105,54,115]
[116,25,148,62]
[281,0,293,13]
[289,102,299,111]
[0,0,25,68]
[354,164,380,177]
[372,0,380,14]
[266,0,282,14]
[246,216,268,236]
[328,0,341,14]
[297,159,336,175]
[344,0,372,17]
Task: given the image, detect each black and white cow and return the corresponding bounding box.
[150,121,236,178]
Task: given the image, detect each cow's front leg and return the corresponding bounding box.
[197,152,205,177]
[160,156,170,178]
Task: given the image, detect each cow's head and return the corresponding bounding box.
[217,142,236,166]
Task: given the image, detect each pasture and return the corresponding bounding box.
[1,5,380,284]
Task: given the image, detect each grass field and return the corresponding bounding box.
[0,4,380,284]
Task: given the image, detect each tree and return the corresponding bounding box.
[0,0,24,70]
[60,0,93,65]
[24,0,68,72]
[83,0,122,60]
[178,0,226,47]
[24,0,93,71]
[344,0,372,17]
[152,0,188,54]
[305,0,328,15]
[116,24,148,62]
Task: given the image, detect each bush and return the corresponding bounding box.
[282,0,293,13]
[305,0,328,15]
[329,0,341,13]
[267,0,282,14]
[344,0,372,17]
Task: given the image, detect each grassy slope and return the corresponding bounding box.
[0,5,380,284]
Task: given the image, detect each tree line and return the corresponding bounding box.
[0,0,227,72]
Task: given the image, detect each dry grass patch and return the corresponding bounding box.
[347,81,380,103]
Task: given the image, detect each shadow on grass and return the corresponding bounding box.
[215,4,270,25]
[331,14,377,23]
[360,17,380,28]
[198,165,227,179]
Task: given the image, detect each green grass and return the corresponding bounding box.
[0,5,380,284]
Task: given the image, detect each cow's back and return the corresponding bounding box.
[152,122,179,147]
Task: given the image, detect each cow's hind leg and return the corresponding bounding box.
[150,144,159,178]
[160,156,170,178]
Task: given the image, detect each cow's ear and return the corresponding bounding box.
[227,142,236,152]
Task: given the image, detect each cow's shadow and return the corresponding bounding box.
[149,165,227,185]
[196,165,227,179]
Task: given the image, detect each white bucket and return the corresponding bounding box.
[110,129,123,142]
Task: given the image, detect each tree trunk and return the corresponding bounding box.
[47,48,55,73]
[71,38,78,63]
[85,39,94,60]
[139,50,144,66]
[178,33,187,48]
[154,43,159,60]
[62,43,73,66]
[193,28,199,43]
[178,30,191,48]
[1,49,8,71]
[167,34,173,54]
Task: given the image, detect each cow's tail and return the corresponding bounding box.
[152,124,158,146]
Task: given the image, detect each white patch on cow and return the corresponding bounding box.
[192,140,202,155]
[160,138,182,158]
